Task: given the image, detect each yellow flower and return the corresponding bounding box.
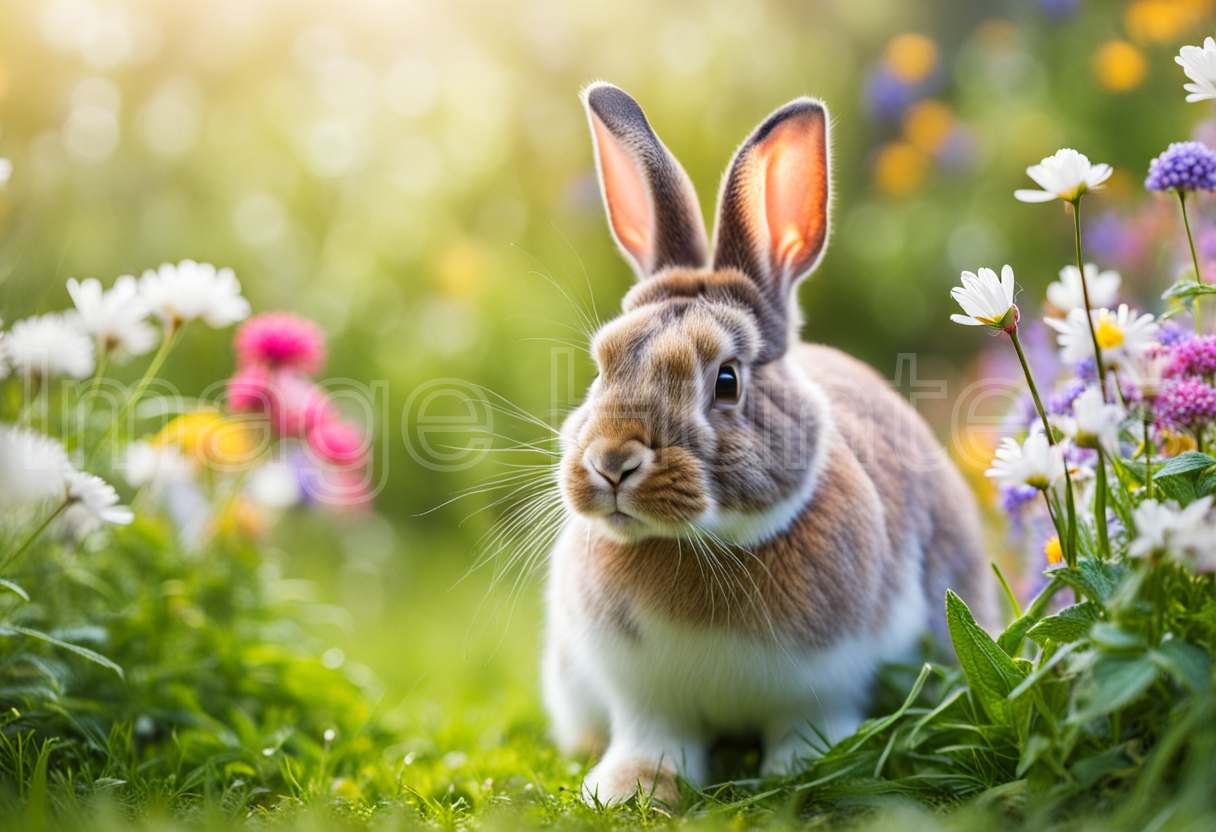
[1093,41,1147,92]
[1095,310,1126,349]
[903,100,954,154]
[1126,0,1213,44]
[885,33,938,83]
[1045,536,1063,566]
[154,410,264,468]
[874,142,930,196]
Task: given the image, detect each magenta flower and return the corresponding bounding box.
[269,371,332,437]
[235,312,326,374]
[1165,334,1216,379]
[1155,376,1216,430]
[227,365,272,413]
[308,420,368,467]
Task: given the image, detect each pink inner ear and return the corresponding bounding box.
[762,112,827,279]
[592,115,652,268]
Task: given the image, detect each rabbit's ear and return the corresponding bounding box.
[583,83,708,278]
[712,99,830,319]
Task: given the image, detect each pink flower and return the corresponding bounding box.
[227,365,272,412]
[270,371,332,437]
[307,419,368,467]
[1165,334,1216,380]
[235,312,326,374]
[1155,376,1216,430]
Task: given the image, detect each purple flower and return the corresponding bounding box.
[1158,319,1194,348]
[1038,0,1081,20]
[1145,141,1216,192]
[1165,334,1216,379]
[864,68,916,122]
[1047,378,1086,416]
[1000,484,1040,516]
[1155,376,1216,429]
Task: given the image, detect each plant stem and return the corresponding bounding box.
[1072,200,1108,397]
[1010,327,1053,440]
[1095,448,1111,560]
[1144,414,1154,500]
[1,500,67,574]
[1010,327,1077,566]
[1178,189,1204,334]
[87,324,182,465]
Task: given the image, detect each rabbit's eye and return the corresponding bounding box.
[714,364,741,408]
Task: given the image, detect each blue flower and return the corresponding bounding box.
[1145,141,1216,192]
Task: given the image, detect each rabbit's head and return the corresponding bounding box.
[560,84,833,545]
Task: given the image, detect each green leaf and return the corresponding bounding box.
[1073,652,1157,722]
[0,625,124,679]
[0,579,29,602]
[997,576,1064,656]
[1053,559,1123,604]
[1089,623,1146,652]
[946,590,1027,726]
[1150,639,1212,692]
[1156,451,1216,478]
[1162,279,1216,301]
[1027,602,1103,647]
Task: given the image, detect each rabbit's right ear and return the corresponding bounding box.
[583,83,708,278]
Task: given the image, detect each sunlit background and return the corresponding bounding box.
[3,0,1216,728]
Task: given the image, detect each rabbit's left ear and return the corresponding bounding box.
[712,99,830,319]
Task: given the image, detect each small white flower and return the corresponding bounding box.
[0,158,11,188]
[1122,345,1171,401]
[121,440,191,488]
[67,275,159,362]
[1046,264,1121,314]
[1015,149,1113,203]
[2,313,95,381]
[1177,37,1216,103]
[950,265,1018,329]
[62,469,133,539]
[1058,386,1124,450]
[1044,304,1157,370]
[0,426,69,509]
[139,260,251,329]
[985,432,1065,491]
[246,463,302,510]
[1129,496,1213,559]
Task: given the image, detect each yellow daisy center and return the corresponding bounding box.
[1044,535,1063,566]
[1095,311,1124,349]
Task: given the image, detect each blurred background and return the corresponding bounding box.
[2,0,1215,735]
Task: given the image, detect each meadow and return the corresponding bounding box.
[4,0,1216,830]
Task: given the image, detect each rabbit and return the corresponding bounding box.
[541,82,997,808]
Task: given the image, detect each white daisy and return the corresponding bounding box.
[0,425,70,509]
[2,313,95,381]
[1177,37,1216,103]
[950,265,1018,329]
[1014,149,1113,203]
[121,440,191,488]
[1044,304,1157,370]
[1129,496,1213,559]
[1122,345,1171,402]
[1057,385,1124,450]
[61,469,134,539]
[985,432,1065,491]
[1045,264,1121,314]
[0,158,11,188]
[67,275,159,362]
[139,260,251,329]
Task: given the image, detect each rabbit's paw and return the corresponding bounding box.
[582,758,680,808]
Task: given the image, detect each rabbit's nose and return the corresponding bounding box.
[585,440,649,489]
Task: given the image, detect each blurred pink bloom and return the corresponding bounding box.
[227,365,272,412]
[270,371,332,437]
[307,419,368,467]
[235,312,326,374]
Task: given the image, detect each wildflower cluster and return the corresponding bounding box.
[0,254,375,669]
